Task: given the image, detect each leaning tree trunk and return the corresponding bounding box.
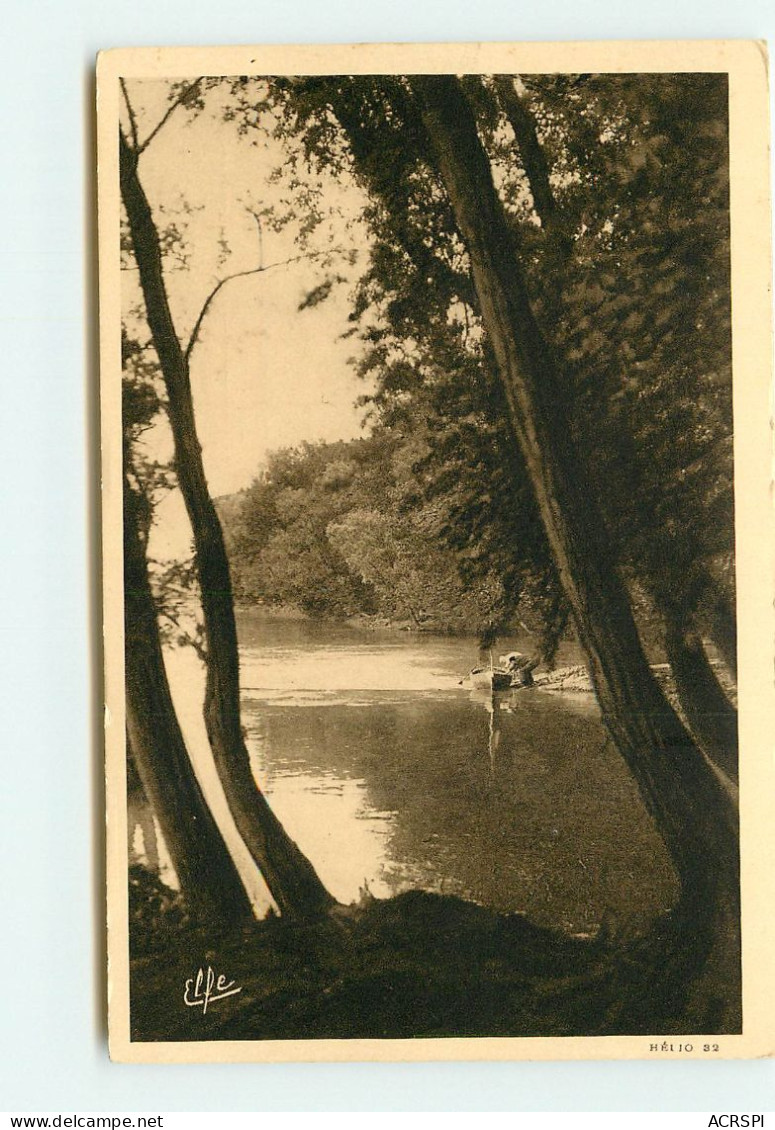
[120,130,334,918]
[663,613,739,783]
[414,76,740,1029]
[491,77,739,758]
[124,479,253,927]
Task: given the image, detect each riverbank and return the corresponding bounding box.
[533,660,736,702]
[129,867,737,1041]
[236,600,542,639]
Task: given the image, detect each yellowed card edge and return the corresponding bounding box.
[97,39,775,1064]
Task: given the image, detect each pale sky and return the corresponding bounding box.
[121,79,373,503]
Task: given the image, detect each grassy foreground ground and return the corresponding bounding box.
[129,872,737,1042]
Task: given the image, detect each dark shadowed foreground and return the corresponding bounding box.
[129,868,739,1042]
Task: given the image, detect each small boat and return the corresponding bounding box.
[468,667,513,692]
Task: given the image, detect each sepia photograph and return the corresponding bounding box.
[98,42,772,1062]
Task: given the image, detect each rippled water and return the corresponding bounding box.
[130,610,678,933]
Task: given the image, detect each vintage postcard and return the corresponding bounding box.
[98,41,773,1062]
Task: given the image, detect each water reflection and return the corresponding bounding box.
[133,611,678,934]
[237,613,677,933]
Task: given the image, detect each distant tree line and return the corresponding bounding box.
[218,432,536,636]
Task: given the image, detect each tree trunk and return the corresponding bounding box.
[120,130,335,918]
[492,76,572,256]
[663,617,738,783]
[124,479,253,927]
[707,588,738,680]
[414,76,740,1028]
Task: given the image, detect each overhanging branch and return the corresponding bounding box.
[137,79,204,154]
[120,79,139,151]
[185,246,358,363]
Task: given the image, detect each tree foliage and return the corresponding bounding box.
[221,432,509,633]
[223,73,734,671]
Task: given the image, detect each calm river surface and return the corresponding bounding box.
[231,610,677,934]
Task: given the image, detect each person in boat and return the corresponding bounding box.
[503,650,538,687]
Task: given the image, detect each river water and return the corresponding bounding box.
[132,610,678,935]
[238,611,677,933]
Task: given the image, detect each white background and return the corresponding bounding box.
[0,0,773,1113]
